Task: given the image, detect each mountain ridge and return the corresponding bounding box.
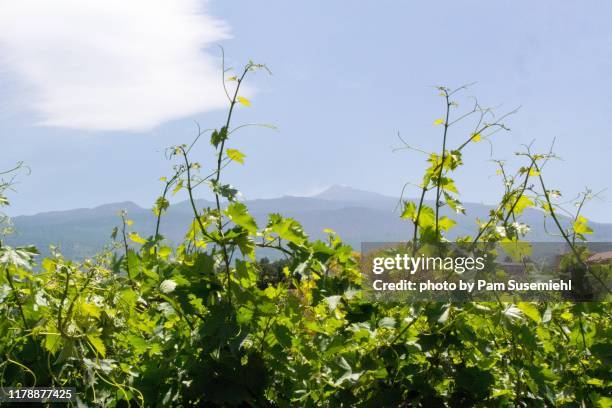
[6,185,612,259]
[311,185,396,202]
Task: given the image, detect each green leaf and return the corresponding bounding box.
[573,215,593,235]
[378,317,396,329]
[439,177,458,193]
[210,127,228,148]
[172,179,184,195]
[225,202,258,234]
[401,201,417,220]
[227,148,246,164]
[237,96,251,107]
[126,334,149,355]
[266,214,308,246]
[596,396,612,408]
[81,302,101,318]
[437,305,451,323]
[500,241,532,262]
[503,304,524,321]
[529,168,541,176]
[87,334,106,358]
[326,295,342,312]
[0,246,39,270]
[512,195,534,215]
[438,216,457,231]
[235,233,255,260]
[209,180,239,201]
[417,205,435,229]
[153,196,170,216]
[272,325,292,348]
[587,378,604,387]
[444,192,465,214]
[44,333,62,354]
[127,249,141,278]
[542,306,552,323]
[157,246,172,258]
[159,279,177,294]
[235,259,258,286]
[128,232,147,245]
[517,302,541,323]
[334,357,362,386]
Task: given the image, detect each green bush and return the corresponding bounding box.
[0,64,609,407]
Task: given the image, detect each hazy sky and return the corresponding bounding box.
[1,1,611,222]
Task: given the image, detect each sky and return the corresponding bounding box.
[1,0,611,222]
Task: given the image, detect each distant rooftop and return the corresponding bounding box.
[587,251,612,263]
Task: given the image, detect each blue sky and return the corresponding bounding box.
[1,0,611,222]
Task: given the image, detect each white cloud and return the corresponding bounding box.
[0,0,231,131]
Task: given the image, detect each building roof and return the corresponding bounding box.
[587,251,612,264]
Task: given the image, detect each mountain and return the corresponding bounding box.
[5,185,612,259]
[313,185,394,203]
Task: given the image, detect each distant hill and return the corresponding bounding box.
[6,185,612,259]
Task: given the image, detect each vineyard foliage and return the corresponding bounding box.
[0,62,610,407]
